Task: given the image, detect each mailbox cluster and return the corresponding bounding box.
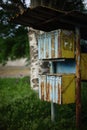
[38,30,75,59]
[38,29,87,104]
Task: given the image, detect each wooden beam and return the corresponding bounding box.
[75,27,81,130]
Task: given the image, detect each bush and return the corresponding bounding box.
[0,78,87,130]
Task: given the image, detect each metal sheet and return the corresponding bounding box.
[46,76,51,101]
[51,76,62,104]
[61,30,75,58]
[51,31,59,58]
[38,37,41,59]
[38,35,45,59]
[62,74,76,104]
[55,31,59,58]
[38,29,75,60]
[51,33,55,58]
[49,34,51,59]
[56,77,61,104]
[39,75,46,100]
[38,33,51,59]
[45,34,51,59]
[39,74,76,104]
[51,76,55,103]
[45,75,62,103]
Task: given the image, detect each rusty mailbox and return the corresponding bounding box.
[39,74,76,104]
[38,29,75,59]
[50,59,76,74]
[50,54,87,81]
[38,32,87,106]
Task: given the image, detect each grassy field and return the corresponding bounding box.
[0,77,87,130]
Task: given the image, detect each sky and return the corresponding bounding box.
[83,0,87,8]
[25,0,30,7]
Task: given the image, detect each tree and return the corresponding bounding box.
[0,0,29,65]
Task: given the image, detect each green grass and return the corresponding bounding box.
[0,77,30,107]
[0,77,87,130]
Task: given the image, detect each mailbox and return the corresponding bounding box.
[50,55,87,81]
[50,59,76,74]
[39,74,76,104]
[38,29,75,59]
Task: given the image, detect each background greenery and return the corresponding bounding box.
[0,77,87,130]
[0,6,29,65]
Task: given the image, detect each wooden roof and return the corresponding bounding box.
[10,6,87,39]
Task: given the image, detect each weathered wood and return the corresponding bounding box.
[75,27,81,129]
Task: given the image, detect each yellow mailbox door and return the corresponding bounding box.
[62,74,76,104]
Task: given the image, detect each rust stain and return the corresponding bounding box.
[46,52,49,58]
[58,83,61,104]
[46,83,50,101]
[46,41,49,58]
[51,34,55,58]
[41,81,44,100]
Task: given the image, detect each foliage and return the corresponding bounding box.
[0,77,87,130]
[0,2,29,65]
[0,28,29,65]
[0,77,30,107]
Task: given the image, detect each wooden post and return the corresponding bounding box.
[75,27,81,129]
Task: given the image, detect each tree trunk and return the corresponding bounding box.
[28,27,49,90]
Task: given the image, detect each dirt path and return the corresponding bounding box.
[0,66,30,78]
